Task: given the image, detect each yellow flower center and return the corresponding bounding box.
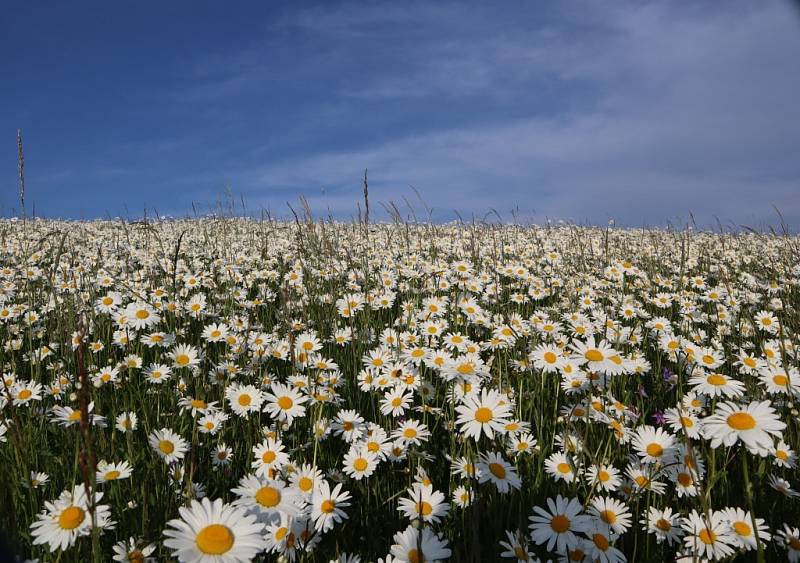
[544,352,557,364]
[189,401,205,411]
[278,396,294,410]
[733,521,752,537]
[706,374,726,386]
[255,486,281,507]
[550,514,570,533]
[159,440,175,454]
[262,451,277,464]
[475,407,493,423]
[557,462,571,474]
[656,518,671,531]
[105,470,121,480]
[727,412,756,431]
[585,349,604,362]
[353,458,368,472]
[321,499,336,513]
[698,528,716,545]
[298,477,313,492]
[17,389,32,400]
[136,310,150,319]
[646,443,664,458]
[58,506,85,530]
[196,524,234,555]
[238,394,252,406]
[176,354,190,366]
[593,534,609,551]
[569,549,585,561]
[600,510,617,524]
[416,501,433,516]
[457,363,475,375]
[489,462,506,479]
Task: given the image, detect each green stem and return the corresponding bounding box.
[741,454,765,563]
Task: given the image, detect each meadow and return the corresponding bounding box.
[1,216,799,562]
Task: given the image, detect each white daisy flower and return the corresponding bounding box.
[163,497,266,561]
[30,484,114,552]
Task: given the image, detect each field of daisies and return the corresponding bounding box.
[1,217,799,562]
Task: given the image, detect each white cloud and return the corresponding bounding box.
[239,0,800,228]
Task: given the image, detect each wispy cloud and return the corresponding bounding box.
[235,0,800,227]
[6,1,798,226]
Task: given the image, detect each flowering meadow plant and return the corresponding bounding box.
[1,217,799,562]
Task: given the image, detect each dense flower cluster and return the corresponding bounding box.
[1,217,799,562]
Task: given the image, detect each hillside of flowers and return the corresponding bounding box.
[1,217,799,562]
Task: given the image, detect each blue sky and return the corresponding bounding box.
[3,1,800,228]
